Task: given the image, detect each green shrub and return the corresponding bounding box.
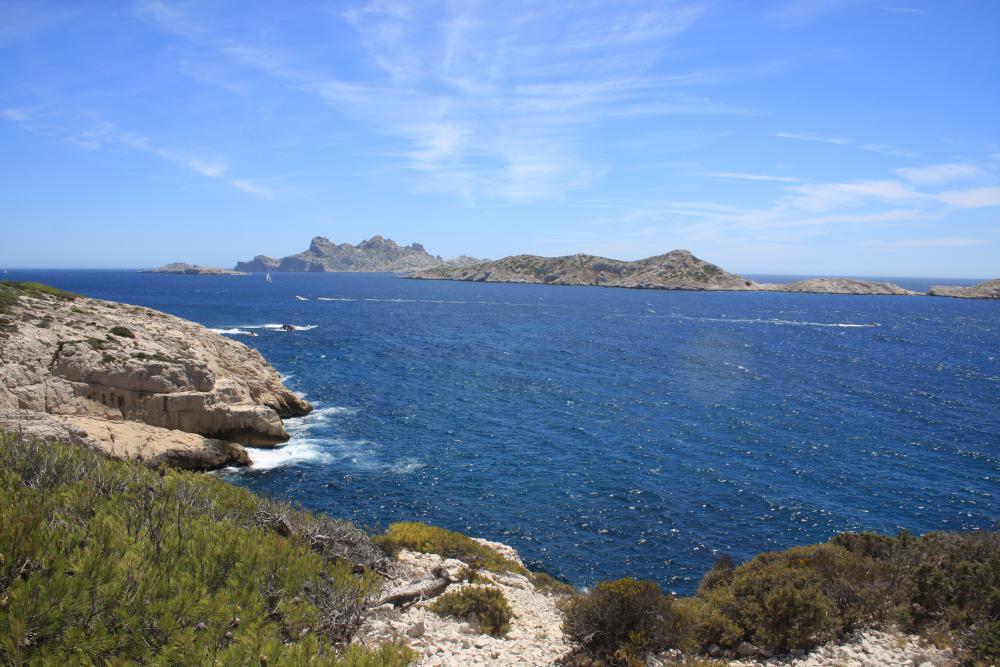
[429,586,513,637]
[0,432,405,665]
[530,570,577,597]
[109,325,135,338]
[374,522,527,575]
[563,578,674,665]
[670,596,741,654]
[0,281,78,314]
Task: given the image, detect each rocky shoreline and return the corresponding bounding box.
[0,280,309,469]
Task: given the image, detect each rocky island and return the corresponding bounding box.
[235,235,482,273]
[0,280,310,469]
[928,278,1000,299]
[412,250,758,291]
[143,262,248,275]
[412,250,999,299]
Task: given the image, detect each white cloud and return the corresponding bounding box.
[934,186,1000,209]
[896,163,985,186]
[140,0,743,202]
[697,171,802,183]
[774,131,850,145]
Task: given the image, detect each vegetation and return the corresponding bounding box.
[374,522,527,576]
[563,578,675,665]
[429,587,514,637]
[0,281,78,315]
[0,432,412,666]
[563,531,1000,666]
[108,325,136,338]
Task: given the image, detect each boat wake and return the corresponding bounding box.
[239,323,319,331]
[666,314,879,328]
[209,327,255,335]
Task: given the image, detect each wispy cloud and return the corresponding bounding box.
[775,132,921,159]
[768,0,858,26]
[896,163,985,186]
[0,108,276,197]
[137,0,751,201]
[697,171,802,183]
[876,6,925,15]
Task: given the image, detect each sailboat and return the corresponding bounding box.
[265,270,273,283]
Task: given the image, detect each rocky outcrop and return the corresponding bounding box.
[928,279,1000,299]
[412,250,758,291]
[762,277,919,296]
[143,263,247,275]
[443,255,488,268]
[0,281,310,469]
[236,236,448,273]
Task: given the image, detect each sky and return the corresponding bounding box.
[1,1,998,277]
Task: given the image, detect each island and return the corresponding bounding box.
[143,262,248,275]
[235,235,483,273]
[411,250,998,298]
[928,279,1000,299]
[0,280,309,469]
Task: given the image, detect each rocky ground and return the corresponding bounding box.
[722,629,956,667]
[356,543,571,666]
[0,282,309,468]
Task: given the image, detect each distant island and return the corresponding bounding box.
[143,263,247,276]
[235,235,483,273]
[411,250,998,299]
[928,279,1000,299]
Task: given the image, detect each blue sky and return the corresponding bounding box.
[2,1,998,277]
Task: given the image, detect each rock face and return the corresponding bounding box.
[0,281,311,469]
[412,250,758,291]
[236,236,449,273]
[928,279,1000,299]
[143,263,248,276]
[763,277,919,296]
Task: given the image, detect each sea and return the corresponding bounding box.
[9,269,999,594]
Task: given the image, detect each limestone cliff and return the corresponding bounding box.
[0,281,311,468]
[928,279,1000,299]
[236,236,447,273]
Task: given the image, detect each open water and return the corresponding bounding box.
[12,269,999,593]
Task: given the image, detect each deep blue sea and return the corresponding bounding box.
[11,270,999,593]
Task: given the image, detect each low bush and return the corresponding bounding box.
[429,586,514,637]
[563,578,675,665]
[109,325,135,338]
[0,281,78,314]
[374,522,527,575]
[0,432,409,665]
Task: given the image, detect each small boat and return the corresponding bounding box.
[866,322,880,327]
[265,271,273,283]
[295,295,308,301]
[279,324,297,331]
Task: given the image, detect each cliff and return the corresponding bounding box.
[236,235,448,273]
[143,262,247,275]
[0,280,310,469]
[928,279,1000,299]
[412,250,758,291]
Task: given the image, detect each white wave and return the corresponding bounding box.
[295,295,309,301]
[317,297,357,301]
[209,328,254,335]
[284,405,359,436]
[237,323,319,331]
[248,439,332,470]
[667,314,879,328]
